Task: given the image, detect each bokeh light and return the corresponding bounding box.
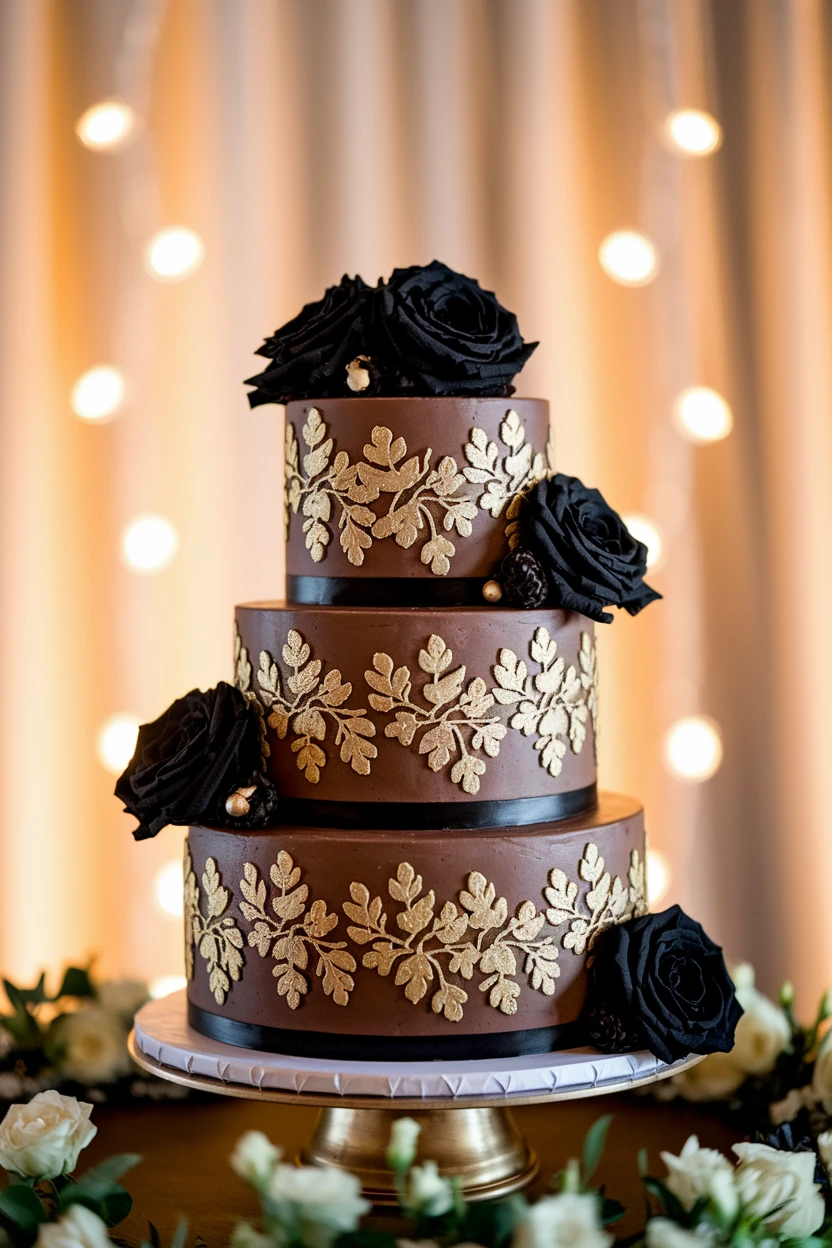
[149,975,187,1000]
[598,231,659,287]
[71,366,125,422]
[646,848,672,906]
[96,714,139,775]
[622,513,663,570]
[673,386,734,443]
[664,715,724,782]
[144,227,205,282]
[75,100,136,150]
[154,860,184,918]
[121,514,179,573]
[664,108,723,157]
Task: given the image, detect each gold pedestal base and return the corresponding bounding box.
[301,1105,538,1204]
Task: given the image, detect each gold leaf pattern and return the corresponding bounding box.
[492,626,589,777]
[239,853,356,1009]
[238,627,376,784]
[366,634,506,794]
[578,632,599,761]
[343,863,559,1022]
[284,408,551,576]
[234,624,270,760]
[183,844,244,1005]
[544,845,645,955]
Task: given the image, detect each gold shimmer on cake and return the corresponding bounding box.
[545,846,646,956]
[284,407,552,575]
[493,626,590,776]
[238,628,377,783]
[239,853,356,1009]
[183,845,244,1005]
[578,632,599,746]
[366,634,506,794]
[344,862,561,1021]
[234,625,270,760]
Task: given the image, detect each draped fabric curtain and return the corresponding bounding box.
[1,0,830,1008]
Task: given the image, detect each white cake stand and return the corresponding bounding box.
[129,991,700,1205]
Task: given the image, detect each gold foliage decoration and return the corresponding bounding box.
[239,852,356,1010]
[578,632,599,748]
[237,626,376,784]
[343,863,560,1022]
[183,843,244,1005]
[492,626,589,777]
[234,624,269,760]
[366,634,506,794]
[284,408,553,575]
[544,845,646,956]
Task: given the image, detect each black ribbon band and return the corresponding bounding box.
[276,785,597,831]
[188,1001,584,1062]
[287,575,491,607]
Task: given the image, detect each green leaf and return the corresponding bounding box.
[600,1196,626,1226]
[458,1193,527,1247]
[642,1177,687,1222]
[80,1154,142,1187]
[637,1148,649,1177]
[4,975,46,1009]
[62,1180,134,1227]
[581,1115,613,1185]
[54,966,95,1001]
[0,1185,48,1233]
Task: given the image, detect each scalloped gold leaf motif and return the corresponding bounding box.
[284,408,552,575]
[544,845,645,955]
[183,843,244,1005]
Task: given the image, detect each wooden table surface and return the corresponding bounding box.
[82,1093,741,1244]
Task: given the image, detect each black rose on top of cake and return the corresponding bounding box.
[245,260,536,405]
[587,905,743,1063]
[247,274,372,406]
[511,474,661,622]
[115,682,276,840]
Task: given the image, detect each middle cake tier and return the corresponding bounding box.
[235,602,597,828]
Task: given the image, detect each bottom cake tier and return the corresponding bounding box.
[184,793,645,1060]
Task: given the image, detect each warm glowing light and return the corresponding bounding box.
[121,514,179,573]
[149,975,187,1000]
[71,366,125,421]
[622,514,663,570]
[155,860,184,918]
[673,386,733,443]
[665,109,723,157]
[97,714,139,774]
[75,100,136,150]
[646,849,672,906]
[145,227,205,282]
[598,231,659,287]
[664,715,723,781]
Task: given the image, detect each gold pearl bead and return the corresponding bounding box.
[225,791,251,818]
[482,579,503,603]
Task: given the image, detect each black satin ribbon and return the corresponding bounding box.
[287,575,492,607]
[276,786,596,831]
[188,1000,584,1061]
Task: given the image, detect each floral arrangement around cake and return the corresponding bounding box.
[3,1095,832,1248]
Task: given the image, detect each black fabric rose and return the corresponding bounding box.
[246,274,372,406]
[525,474,661,623]
[115,682,276,840]
[588,905,743,1064]
[375,260,537,396]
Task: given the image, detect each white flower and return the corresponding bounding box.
[730,963,756,993]
[660,1136,738,1220]
[512,1193,611,1248]
[730,983,790,1078]
[0,1091,96,1179]
[269,1163,370,1241]
[666,1054,746,1103]
[96,980,149,1022]
[230,1223,274,1248]
[404,1160,455,1218]
[50,1008,130,1085]
[645,1220,715,1248]
[230,1131,281,1189]
[36,1206,111,1248]
[813,1029,832,1112]
[818,1130,832,1179]
[733,1142,824,1236]
[387,1117,421,1172]
[0,1073,25,1100]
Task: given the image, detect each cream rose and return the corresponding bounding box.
[0,1092,96,1179]
[733,1142,824,1237]
[730,975,790,1078]
[230,1131,281,1188]
[813,1030,832,1113]
[50,1007,130,1085]
[96,980,149,1022]
[818,1130,832,1179]
[404,1160,455,1218]
[387,1117,421,1172]
[512,1193,611,1248]
[270,1163,370,1237]
[36,1206,111,1248]
[660,1136,738,1220]
[668,1053,746,1103]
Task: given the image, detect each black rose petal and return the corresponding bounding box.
[246,275,372,406]
[525,474,661,623]
[375,260,537,396]
[115,682,273,839]
[588,905,743,1064]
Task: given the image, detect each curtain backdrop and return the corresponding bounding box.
[1,0,831,1009]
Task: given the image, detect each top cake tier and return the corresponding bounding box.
[284,397,552,606]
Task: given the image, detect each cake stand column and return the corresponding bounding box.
[301,1105,538,1205]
